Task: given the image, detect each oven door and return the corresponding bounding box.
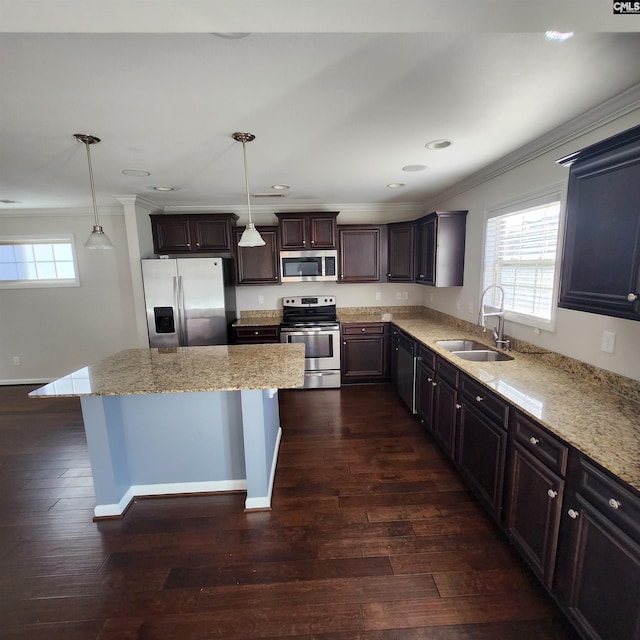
[280,326,340,372]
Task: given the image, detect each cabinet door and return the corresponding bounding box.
[192,218,233,252]
[457,402,507,520]
[387,223,415,281]
[152,216,193,253]
[338,226,384,283]
[433,378,458,460]
[233,227,280,285]
[559,127,640,320]
[396,340,416,414]
[415,359,435,431]
[505,443,564,587]
[341,334,388,382]
[415,215,436,284]
[556,497,640,640]
[279,216,307,250]
[310,216,337,249]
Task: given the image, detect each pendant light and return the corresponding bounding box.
[232,132,265,247]
[74,133,114,250]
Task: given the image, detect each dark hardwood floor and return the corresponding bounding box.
[0,383,579,639]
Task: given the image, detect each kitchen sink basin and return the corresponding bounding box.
[451,349,514,362]
[436,339,491,351]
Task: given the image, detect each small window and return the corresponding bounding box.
[0,236,79,288]
[482,195,562,330]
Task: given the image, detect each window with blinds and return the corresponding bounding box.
[0,237,79,288]
[482,199,561,327]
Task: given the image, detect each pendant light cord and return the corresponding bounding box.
[241,138,253,225]
[83,140,100,227]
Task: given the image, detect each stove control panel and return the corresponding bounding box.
[282,296,336,307]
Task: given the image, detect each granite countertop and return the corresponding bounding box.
[29,344,306,398]
[375,314,639,494]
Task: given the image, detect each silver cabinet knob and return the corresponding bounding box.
[432,381,438,387]
[456,403,462,410]
[547,489,558,499]
[627,293,638,302]
[387,273,392,277]
[568,509,580,519]
[475,395,484,402]
[343,341,346,345]
[361,328,366,332]
[254,331,259,335]
[608,498,621,509]
[426,377,432,383]
[529,437,540,445]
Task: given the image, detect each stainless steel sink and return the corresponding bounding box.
[436,339,491,351]
[451,349,514,362]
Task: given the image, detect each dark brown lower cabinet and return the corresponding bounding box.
[415,346,436,432]
[341,323,389,383]
[555,455,640,640]
[456,399,507,521]
[505,442,564,588]
[432,358,459,459]
[232,325,281,344]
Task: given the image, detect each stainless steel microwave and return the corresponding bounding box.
[280,249,338,283]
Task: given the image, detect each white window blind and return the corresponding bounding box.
[483,200,561,324]
[0,237,79,288]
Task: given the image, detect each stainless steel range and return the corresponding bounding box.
[280,296,340,389]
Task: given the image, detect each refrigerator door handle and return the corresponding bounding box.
[175,275,187,346]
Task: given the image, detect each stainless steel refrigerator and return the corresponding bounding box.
[141,257,236,347]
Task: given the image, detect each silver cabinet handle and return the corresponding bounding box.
[475,395,484,402]
[608,498,621,509]
[568,509,580,519]
[627,293,638,302]
[547,489,558,499]
[529,437,540,445]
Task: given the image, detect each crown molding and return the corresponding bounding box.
[115,195,162,213]
[0,206,123,218]
[425,81,640,209]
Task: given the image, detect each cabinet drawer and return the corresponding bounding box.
[234,326,280,343]
[511,410,568,476]
[577,457,640,542]
[436,356,458,387]
[342,323,386,336]
[417,344,436,371]
[459,374,508,428]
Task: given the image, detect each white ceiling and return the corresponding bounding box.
[1,1,640,216]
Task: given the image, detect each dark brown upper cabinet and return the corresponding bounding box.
[414,211,467,287]
[150,213,238,254]
[276,212,338,250]
[558,124,640,320]
[232,226,280,285]
[387,222,415,282]
[338,225,387,283]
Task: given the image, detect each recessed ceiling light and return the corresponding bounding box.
[426,139,452,150]
[545,30,574,42]
[402,165,427,172]
[211,33,251,40]
[122,169,151,177]
[387,183,406,189]
[271,184,290,190]
[152,185,176,192]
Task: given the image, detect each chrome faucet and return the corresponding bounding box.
[478,284,510,350]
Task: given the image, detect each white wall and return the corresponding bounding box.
[0,211,139,383]
[420,111,640,382]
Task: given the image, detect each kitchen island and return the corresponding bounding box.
[29,344,306,518]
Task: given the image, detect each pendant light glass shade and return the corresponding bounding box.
[232,132,265,247]
[74,134,114,250]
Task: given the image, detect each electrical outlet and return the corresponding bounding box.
[402,291,408,300]
[601,330,616,354]
[257,295,264,305]
[375,291,381,301]
[13,356,20,365]
[396,291,402,300]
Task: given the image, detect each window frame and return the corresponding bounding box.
[0,234,80,289]
[481,187,565,332]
